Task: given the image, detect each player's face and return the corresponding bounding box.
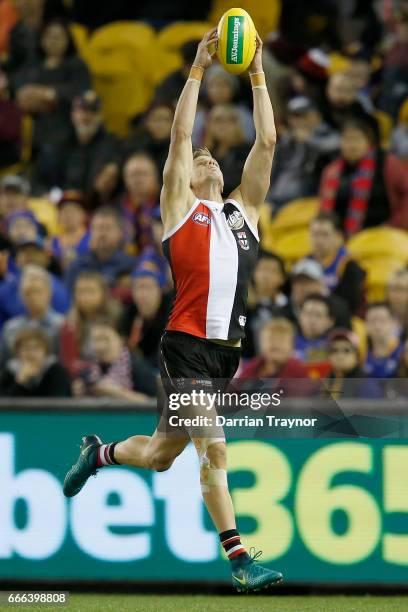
[191,155,224,192]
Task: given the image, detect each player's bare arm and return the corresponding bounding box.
[160,29,218,234]
[230,33,277,228]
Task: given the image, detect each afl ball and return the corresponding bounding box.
[216,8,256,75]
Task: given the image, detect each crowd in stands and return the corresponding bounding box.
[0,0,408,402]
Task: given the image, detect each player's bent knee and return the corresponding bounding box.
[206,441,227,469]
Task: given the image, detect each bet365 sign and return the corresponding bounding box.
[0,411,407,583]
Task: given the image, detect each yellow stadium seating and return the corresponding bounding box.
[348,227,408,301]
[28,198,58,236]
[209,0,281,38]
[156,21,214,50]
[352,316,368,362]
[259,197,319,253]
[270,228,311,268]
[69,23,89,59]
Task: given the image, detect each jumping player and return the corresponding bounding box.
[63,30,283,592]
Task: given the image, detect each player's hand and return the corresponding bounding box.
[249,32,263,74]
[193,28,218,70]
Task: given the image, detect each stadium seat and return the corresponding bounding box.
[209,1,281,38]
[28,197,58,236]
[156,22,214,50]
[270,228,311,268]
[351,316,368,361]
[69,23,90,59]
[259,198,319,252]
[348,228,408,300]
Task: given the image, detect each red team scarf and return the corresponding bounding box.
[320,148,376,236]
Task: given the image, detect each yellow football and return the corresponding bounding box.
[216,7,256,75]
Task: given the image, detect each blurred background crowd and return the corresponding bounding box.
[0,0,407,401]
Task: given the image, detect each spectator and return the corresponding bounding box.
[88,161,121,210]
[345,46,375,113]
[239,318,311,396]
[125,102,173,175]
[65,206,134,292]
[60,271,122,377]
[51,190,89,269]
[133,205,171,291]
[58,91,120,193]
[120,153,160,253]
[14,18,91,168]
[294,293,335,377]
[0,327,71,397]
[200,65,254,144]
[386,269,408,336]
[7,210,40,246]
[320,116,408,236]
[380,11,408,118]
[0,238,70,325]
[307,211,366,314]
[0,0,18,55]
[323,328,382,399]
[2,0,45,76]
[389,339,408,397]
[154,39,199,105]
[322,72,367,130]
[120,266,171,367]
[242,252,288,360]
[0,174,56,236]
[1,265,64,360]
[77,318,157,401]
[282,259,351,329]
[364,302,402,378]
[0,69,22,169]
[268,96,339,209]
[204,104,251,196]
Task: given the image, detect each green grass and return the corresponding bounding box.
[5,594,408,612]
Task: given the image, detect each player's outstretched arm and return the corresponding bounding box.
[231,34,276,226]
[161,29,217,228]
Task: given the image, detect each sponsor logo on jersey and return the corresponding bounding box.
[237,231,249,250]
[227,210,244,230]
[239,315,246,327]
[193,212,211,226]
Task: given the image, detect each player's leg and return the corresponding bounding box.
[63,426,189,498]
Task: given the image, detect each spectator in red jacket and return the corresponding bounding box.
[319,115,408,236]
[0,70,22,169]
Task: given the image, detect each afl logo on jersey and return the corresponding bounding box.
[193,212,211,226]
[227,210,245,230]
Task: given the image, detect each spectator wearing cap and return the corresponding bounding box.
[119,264,171,368]
[14,19,91,176]
[291,49,330,109]
[294,293,335,378]
[239,318,312,397]
[51,190,89,269]
[282,258,351,329]
[0,327,71,398]
[77,317,157,401]
[242,252,288,360]
[57,91,120,194]
[0,69,22,170]
[125,102,174,176]
[0,174,56,236]
[60,271,122,378]
[0,235,70,326]
[307,212,366,315]
[319,116,408,236]
[323,329,382,399]
[267,96,338,210]
[364,302,403,379]
[65,206,134,293]
[120,152,160,254]
[0,264,64,362]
